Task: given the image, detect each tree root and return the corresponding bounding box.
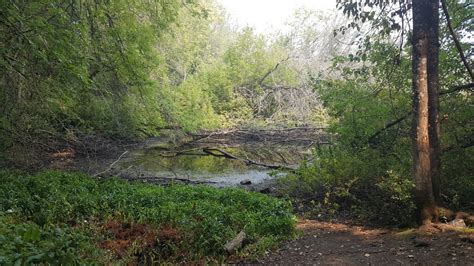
[418,207,473,233]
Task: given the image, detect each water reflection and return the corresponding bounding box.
[119,143,311,185]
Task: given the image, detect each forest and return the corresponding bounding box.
[0,0,472,264]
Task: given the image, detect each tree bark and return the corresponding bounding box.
[411,0,441,225]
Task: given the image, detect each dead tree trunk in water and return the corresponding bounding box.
[411,0,441,225]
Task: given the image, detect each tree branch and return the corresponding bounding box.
[368,111,412,145]
[443,138,474,152]
[93,151,128,177]
[258,55,290,87]
[367,82,474,145]
[441,0,474,81]
[202,148,296,170]
[439,82,474,95]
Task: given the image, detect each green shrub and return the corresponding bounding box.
[279,146,416,226]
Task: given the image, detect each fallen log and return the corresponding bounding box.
[155,146,296,170]
[202,147,297,170]
[224,231,247,254]
[127,176,218,185]
[188,127,331,146]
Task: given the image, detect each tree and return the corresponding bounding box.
[0,0,187,139]
[411,0,441,225]
[336,0,443,224]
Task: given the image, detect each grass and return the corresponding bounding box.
[0,170,296,264]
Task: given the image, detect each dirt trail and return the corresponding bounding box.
[262,219,474,265]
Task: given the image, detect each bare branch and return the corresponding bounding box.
[258,55,290,87]
[443,138,474,152]
[93,151,128,177]
[368,111,412,145]
[440,82,474,95]
[202,148,296,170]
[367,82,474,145]
[441,0,474,81]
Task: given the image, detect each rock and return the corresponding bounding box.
[240,179,252,185]
[448,219,467,228]
[413,237,431,247]
[455,212,474,226]
[224,231,247,254]
[460,234,474,244]
[259,187,272,194]
[369,239,384,246]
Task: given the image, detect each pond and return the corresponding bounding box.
[113,128,329,186]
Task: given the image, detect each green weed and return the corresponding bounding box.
[0,170,296,264]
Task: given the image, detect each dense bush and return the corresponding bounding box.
[280,146,416,226]
[0,171,296,264]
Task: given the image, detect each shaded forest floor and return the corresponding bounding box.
[261,219,474,265]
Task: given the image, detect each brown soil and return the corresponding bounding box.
[98,220,185,263]
[99,220,159,259]
[262,219,474,265]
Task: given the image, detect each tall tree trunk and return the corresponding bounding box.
[411,0,441,225]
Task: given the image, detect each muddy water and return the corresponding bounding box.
[115,139,314,187]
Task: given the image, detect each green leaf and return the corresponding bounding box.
[22,226,41,242]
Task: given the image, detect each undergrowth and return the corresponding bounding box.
[279,147,417,226]
[0,171,296,264]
